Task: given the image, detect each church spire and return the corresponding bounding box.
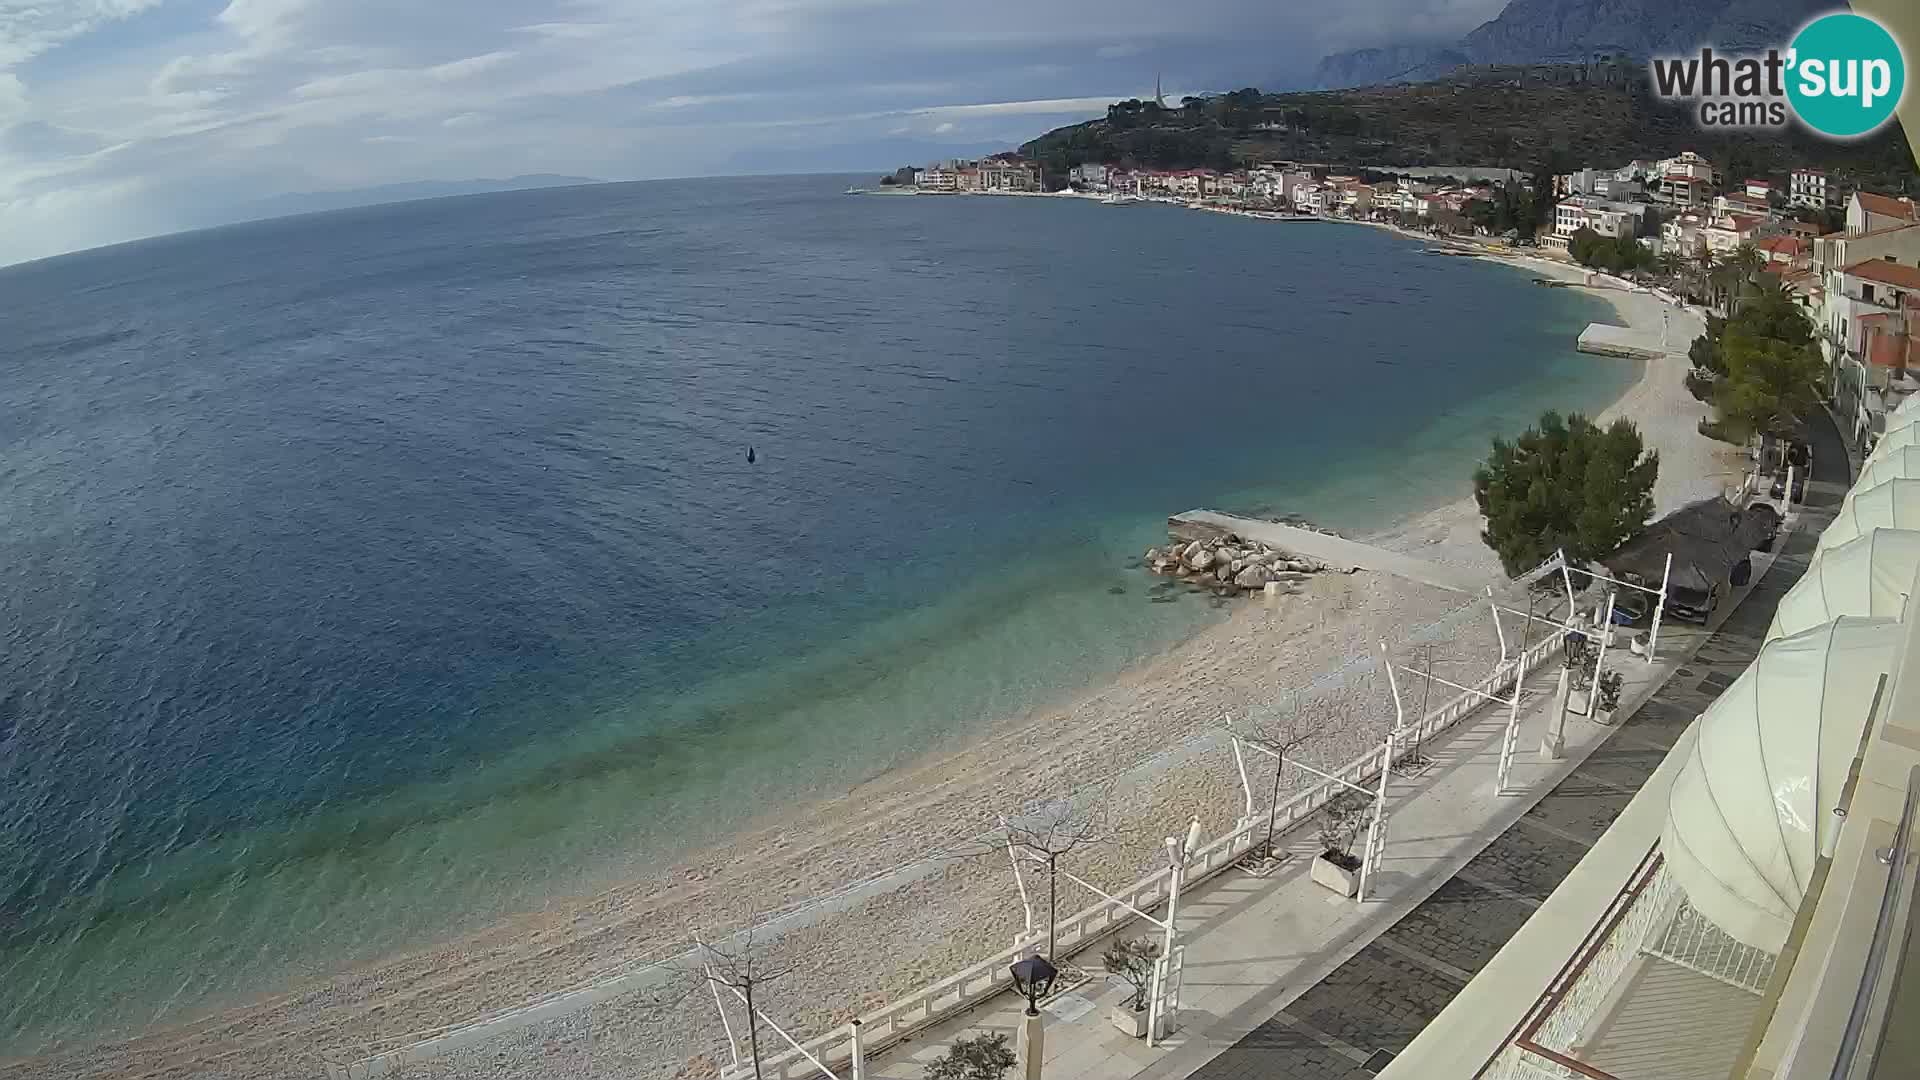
[1155,72,1165,108]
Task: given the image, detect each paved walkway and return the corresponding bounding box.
[868,423,1847,1080]
[1170,511,1485,594]
[1179,417,1850,1080]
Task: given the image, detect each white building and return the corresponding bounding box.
[1848,191,1920,234]
[1554,195,1635,240]
[1067,163,1109,190]
[1791,167,1838,210]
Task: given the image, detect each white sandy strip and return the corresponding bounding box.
[1367,252,1741,579]
[21,246,1736,1080]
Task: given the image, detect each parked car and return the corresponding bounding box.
[1666,583,1724,623]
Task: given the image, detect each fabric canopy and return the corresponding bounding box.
[1766,529,1920,641]
[1606,497,1767,593]
[1819,478,1920,553]
[1869,420,1920,462]
[1853,445,1920,493]
[1664,616,1901,952]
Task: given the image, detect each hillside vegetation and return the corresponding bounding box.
[1019,70,1916,191]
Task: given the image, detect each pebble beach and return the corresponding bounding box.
[12,229,1736,1080]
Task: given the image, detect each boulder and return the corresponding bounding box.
[1186,549,1213,572]
[1234,565,1271,588]
[1211,549,1235,569]
[1214,566,1233,582]
[1229,558,1248,574]
[1182,540,1206,563]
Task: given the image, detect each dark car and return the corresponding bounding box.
[1666,583,1724,623]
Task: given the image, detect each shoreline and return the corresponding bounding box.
[26,207,1734,1080]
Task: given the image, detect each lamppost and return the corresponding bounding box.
[1009,954,1058,1080]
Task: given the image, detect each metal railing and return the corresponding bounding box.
[1645,897,1776,994]
[1478,845,1670,1080]
[730,628,1565,1080]
[1830,764,1920,1080]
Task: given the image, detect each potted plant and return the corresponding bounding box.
[1102,938,1161,1037]
[926,1033,1018,1080]
[1310,791,1369,897]
[1563,632,1598,715]
[1595,670,1624,723]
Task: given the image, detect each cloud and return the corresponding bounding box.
[0,0,1477,264]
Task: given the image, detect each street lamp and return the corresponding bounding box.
[1008,954,1058,1080]
[1008,954,1058,1016]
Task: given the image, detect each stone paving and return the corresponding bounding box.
[1176,417,1850,1080]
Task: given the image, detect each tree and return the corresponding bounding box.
[926,1033,1019,1080]
[1227,693,1353,861]
[1473,412,1659,576]
[693,933,796,1080]
[1688,281,1824,441]
[1715,326,1826,439]
[1001,797,1110,962]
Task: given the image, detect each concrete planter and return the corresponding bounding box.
[1109,1004,1149,1038]
[1568,688,1591,715]
[1310,852,1361,897]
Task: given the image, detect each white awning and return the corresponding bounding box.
[1663,617,1900,952]
[1820,478,1920,553]
[1852,445,1920,498]
[1868,421,1920,463]
[1767,529,1920,641]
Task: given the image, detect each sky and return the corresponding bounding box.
[0,0,1511,263]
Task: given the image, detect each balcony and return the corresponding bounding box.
[1481,846,1781,1080]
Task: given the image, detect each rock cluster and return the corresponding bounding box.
[1141,534,1327,595]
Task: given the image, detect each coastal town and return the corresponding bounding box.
[874,149,1919,465]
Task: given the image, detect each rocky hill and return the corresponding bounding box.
[1312,0,1828,89]
[1020,71,1916,192]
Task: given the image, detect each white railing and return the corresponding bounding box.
[327,595,1564,1080]
[1645,897,1776,994]
[733,628,1565,1080]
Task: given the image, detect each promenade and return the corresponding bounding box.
[871,478,1832,1080]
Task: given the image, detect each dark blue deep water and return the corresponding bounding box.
[0,176,1626,1051]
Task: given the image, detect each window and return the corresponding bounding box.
[1865,284,1878,303]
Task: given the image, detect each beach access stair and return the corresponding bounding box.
[1168,510,1485,594]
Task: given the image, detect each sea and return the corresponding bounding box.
[0,175,1628,1055]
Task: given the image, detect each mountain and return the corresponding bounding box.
[1309,44,1469,92]
[1312,0,1828,89]
[216,174,600,225]
[1020,71,1916,194]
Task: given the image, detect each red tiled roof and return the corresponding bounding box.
[1844,258,1920,291]
[1858,192,1920,221]
[1758,235,1807,259]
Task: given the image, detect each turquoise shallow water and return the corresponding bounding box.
[0,176,1629,1053]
